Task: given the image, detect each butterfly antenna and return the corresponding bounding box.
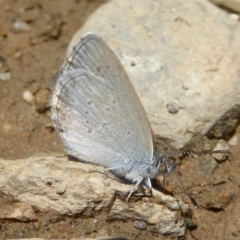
[166,149,229,158]
[173,170,185,190]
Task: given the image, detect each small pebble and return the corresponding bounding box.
[14,51,22,59]
[167,101,179,114]
[133,220,147,230]
[229,13,239,21]
[130,60,136,66]
[55,183,67,195]
[13,20,31,32]
[202,190,232,210]
[199,155,218,175]
[186,218,197,230]
[0,72,11,81]
[212,139,229,161]
[0,55,6,62]
[34,88,51,113]
[23,90,34,103]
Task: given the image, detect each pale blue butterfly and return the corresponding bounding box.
[51,33,174,200]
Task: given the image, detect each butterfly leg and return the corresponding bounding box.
[126,178,143,202]
[144,177,153,197]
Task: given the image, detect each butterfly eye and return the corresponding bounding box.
[158,162,168,174]
[156,156,175,174]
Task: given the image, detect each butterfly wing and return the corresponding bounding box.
[51,33,154,170]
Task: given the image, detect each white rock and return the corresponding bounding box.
[110,198,186,236]
[67,0,240,149]
[0,72,11,81]
[229,13,240,20]
[212,139,230,161]
[0,155,188,237]
[23,90,34,103]
[13,20,31,32]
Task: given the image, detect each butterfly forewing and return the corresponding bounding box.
[51,33,154,169]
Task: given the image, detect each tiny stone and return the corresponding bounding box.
[0,72,11,81]
[130,60,136,66]
[23,90,34,104]
[0,55,6,62]
[133,220,147,230]
[14,51,22,59]
[199,155,218,175]
[186,218,197,230]
[229,13,239,21]
[34,88,51,113]
[27,78,36,85]
[202,190,232,210]
[13,20,31,32]
[167,101,179,114]
[232,232,238,237]
[212,139,230,161]
[56,184,67,195]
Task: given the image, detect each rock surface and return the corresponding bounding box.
[68,0,240,149]
[0,156,188,237]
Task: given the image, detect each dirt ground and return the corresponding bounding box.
[0,0,240,239]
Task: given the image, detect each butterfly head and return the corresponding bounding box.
[154,151,175,174]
